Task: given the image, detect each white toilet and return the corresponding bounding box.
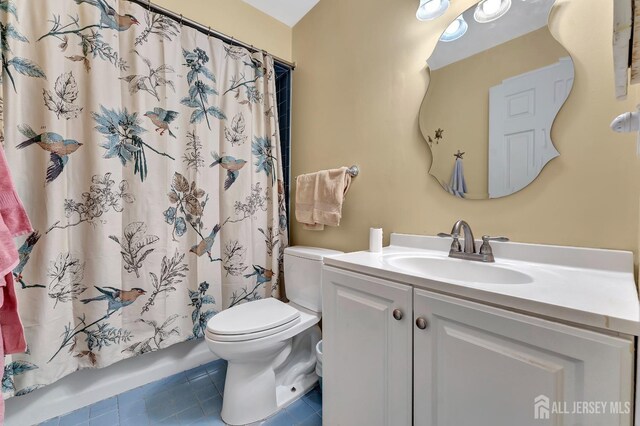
[205,246,343,425]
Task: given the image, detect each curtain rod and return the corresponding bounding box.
[125,0,296,69]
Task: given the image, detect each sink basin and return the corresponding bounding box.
[384,255,534,285]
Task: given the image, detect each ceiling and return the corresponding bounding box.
[242,0,320,27]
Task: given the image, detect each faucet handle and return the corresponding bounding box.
[438,232,461,252]
[481,235,509,243]
[479,235,509,256]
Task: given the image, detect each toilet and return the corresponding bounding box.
[205,246,343,425]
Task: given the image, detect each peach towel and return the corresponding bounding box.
[295,167,352,231]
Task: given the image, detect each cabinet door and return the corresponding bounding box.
[322,267,413,426]
[414,289,633,426]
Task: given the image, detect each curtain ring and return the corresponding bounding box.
[208,26,211,38]
[179,14,183,26]
[147,0,151,11]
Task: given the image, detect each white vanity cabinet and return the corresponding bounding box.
[322,266,634,426]
[322,267,413,426]
[414,288,633,426]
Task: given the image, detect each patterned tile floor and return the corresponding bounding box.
[37,360,322,426]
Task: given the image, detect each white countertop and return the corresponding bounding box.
[323,234,640,336]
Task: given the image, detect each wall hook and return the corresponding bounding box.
[454,150,465,159]
[611,104,640,156]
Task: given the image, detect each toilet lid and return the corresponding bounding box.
[205,316,300,342]
[206,298,300,336]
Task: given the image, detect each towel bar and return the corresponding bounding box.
[296,166,359,179]
[346,165,359,177]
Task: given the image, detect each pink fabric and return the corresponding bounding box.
[0,148,32,239]
[0,147,31,277]
[0,215,19,277]
[0,147,30,425]
[1,274,27,355]
[0,322,4,426]
[0,274,27,426]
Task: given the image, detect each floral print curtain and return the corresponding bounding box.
[1,0,287,398]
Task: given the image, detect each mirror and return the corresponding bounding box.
[419,0,574,199]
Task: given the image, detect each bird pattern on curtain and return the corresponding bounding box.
[0,0,288,398]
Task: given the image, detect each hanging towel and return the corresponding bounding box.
[0,320,4,426]
[0,147,32,277]
[0,146,30,425]
[0,147,32,338]
[1,273,27,354]
[1,273,27,426]
[0,148,32,240]
[295,167,352,231]
[448,158,467,198]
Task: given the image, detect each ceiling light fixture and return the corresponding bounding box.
[416,0,450,21]
[440,14,468,42]
[473,0,511,23]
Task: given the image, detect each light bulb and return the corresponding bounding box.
[482,0,501,15]
[474,0,511,23]
[416,0,450,21]
[440,15,468,42]
[444,19,461,35]
[422,0,441,15]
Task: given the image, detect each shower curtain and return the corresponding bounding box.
[1,0,288,398]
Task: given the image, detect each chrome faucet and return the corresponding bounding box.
[438,220,509,263]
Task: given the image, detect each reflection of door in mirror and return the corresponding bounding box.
[488,57,574,198]
[419,0,575,200]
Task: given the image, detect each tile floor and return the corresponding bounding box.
[37,360,322,426]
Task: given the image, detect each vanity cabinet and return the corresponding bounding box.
[414,288,633,426]
[322,267,413,426]
[322,266,634,426]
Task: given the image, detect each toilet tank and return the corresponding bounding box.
[284,246,343,313]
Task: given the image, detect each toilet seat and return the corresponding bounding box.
[206,298,301,342]
[206,316,301,342]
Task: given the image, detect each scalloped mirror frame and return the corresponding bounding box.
[419,0,575,200]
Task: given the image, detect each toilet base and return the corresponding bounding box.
[275,371,319,410]
[221,359,280,425]
[220,325,321,425]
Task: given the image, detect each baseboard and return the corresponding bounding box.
[5,339,216,426]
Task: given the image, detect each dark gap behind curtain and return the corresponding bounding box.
[275,63,292,231]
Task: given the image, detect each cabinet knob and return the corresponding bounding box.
[415,317,428,330]
[392,309,403,320]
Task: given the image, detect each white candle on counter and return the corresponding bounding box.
[369,227,383,253]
